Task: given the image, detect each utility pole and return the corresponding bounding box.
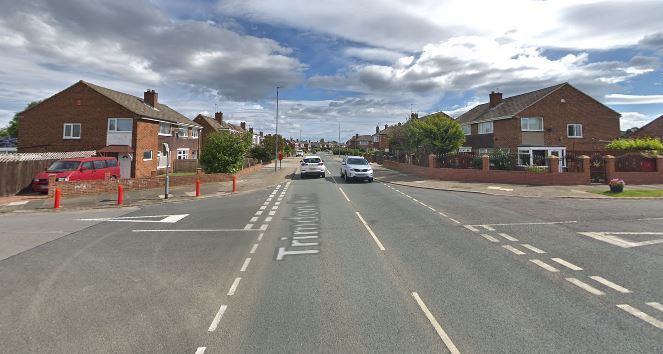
[338,122,341,157]
[275,86,281,172]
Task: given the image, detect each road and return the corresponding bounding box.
[1,153,662,353]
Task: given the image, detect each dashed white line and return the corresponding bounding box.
[566,278,605,295]
[464,225,480,232]
[271,206,279,210]
[265,216,273,222]
[481,234,500,242]
[257,233,264,241]
[411,292,461,354]
[521,244,545,254]
[355,212,386,251]
[255,210,263,216]
[448,218,460,224]
[243,224,253,230]
[195,347,207,354]
[497,233,519,241]
[502,245,526,255]
[240,257,252,272]
[250,244,259,254]
[339,188,351,202]
[227,277,241,296]
[259,206,266,210]
[551,258,583,271]
[438,211,448,217]
[481,225,496,231]
[617,304,663,329]
[530,259,559,272]
[250,217,258,222]
[259,224,268,231]
[646,302,663,312]
[428,206,436,212]
[208,305,228,332]
[268,210,276,216]
[589,276,632,294]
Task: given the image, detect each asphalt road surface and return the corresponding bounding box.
[1,153,662,353]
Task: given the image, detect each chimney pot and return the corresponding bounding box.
[376,125,379,134]
[240,122,246,130]
[489,91,503,108]
[214,112,223,123]
[144,90,158,107]
[410,113,418,120]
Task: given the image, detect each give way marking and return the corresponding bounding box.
[78,214,189,223]
[578,232,663,248]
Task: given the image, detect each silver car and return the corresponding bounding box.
[340,156,373,182]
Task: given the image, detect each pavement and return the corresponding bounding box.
[0,152,662,353]
[373,163,663,198]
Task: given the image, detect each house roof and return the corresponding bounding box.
[195,114,236,131]
[626,114,663,137]
[80,81,200,127]
[457,83,569,124]
[377,124,401,136]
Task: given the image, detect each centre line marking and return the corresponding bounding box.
[268,210,276,216]
[521,244,545,254]
[339,188,351,202]
[265,216,273,222]
[449,218,460,224]
[259,206,266,210]
[464,225,480,232]
[250,217,258,222]
[498,233,518,241]
[481,234,500,242]
[617,304,663,329]
[566,278,605,295]
[275,201,281,205]
[195,347,206,354]
[589,276,632,293]
[502,245,526,255]
[271,206,279,210]
[250,244,259,254]
[411,292,461,354]
[257,233,264,241]
[530,259,559,272]
[356,212,386,251]
[481,225,496,231]
[208,305,228,332]
[243,224,253,230]
[438,211,448,217]
[647,302,663,312]
[227,277,242,296]
[259,224,268,231]
[240,257,252,272]
[255,210,263,216]
[551,258,583,271]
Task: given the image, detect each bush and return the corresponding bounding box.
[526,166,547,173]
[608,178,625,193]
[489,150,515,170]
[250,145,272,162]
[200,131,252,173]
[606,138,663,151]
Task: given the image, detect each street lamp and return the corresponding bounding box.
[275,86,281,172]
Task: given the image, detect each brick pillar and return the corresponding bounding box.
[657,155,663,181]
[428,154,436,169]
[579,155,590,181]
[481,155,490,171]
[47,175,56,197]
[196,168,203,176]
[604,155,615,182]
[548,155,559,174]
[150,170,157,177]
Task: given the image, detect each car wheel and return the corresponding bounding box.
[344,174,349,183]
[320,173,324,178]
[368,178,374,183]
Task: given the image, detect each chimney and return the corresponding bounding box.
[376,125,380,134]
[489,91,502,108]
[240,122,246,131]
[410,112,418,120]
[249,127,254,134]
[259,131,263,137]
[385,124,388,129]
[214,112,223,123]
[398,122,402,126]
[144,89,158,107]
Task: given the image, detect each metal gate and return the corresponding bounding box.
[589,153,606,183]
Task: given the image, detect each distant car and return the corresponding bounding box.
[340,156,373,182]
[296,150,304,157]
[31,157,120,192]
[300,155,326,178]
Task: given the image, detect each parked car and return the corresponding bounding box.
[300,155,326,178]
[31,157,120,192]
[340,156,373,182]
[296,150,304,157]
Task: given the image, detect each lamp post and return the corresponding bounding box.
[275,86,281,172]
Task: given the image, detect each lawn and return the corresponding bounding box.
[593,190,663,197]
[167,171,197,176]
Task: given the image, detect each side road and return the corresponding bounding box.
[373,164,663,199]
[0,158,299,213]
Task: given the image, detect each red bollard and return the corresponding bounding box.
[195,178,201,197]
[117,185,124,205]
[232,175,237,192]
[54,188,61,209]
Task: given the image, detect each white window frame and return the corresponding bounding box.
[176,148,189,160]
[462,124,471,135]
[191,128,199,138]
[521,117,544,132]
[567,124,583,138]
[478,121,493,134]
[458,147,472,153]
[177,127,188,138]
[159,122,171,136]
[107,118,133,132]
[143,150,153,161]
[63,123,81,139]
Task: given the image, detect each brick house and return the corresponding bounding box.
[17,80,201,178]
[625,114,663,139]
[346,134,373,151]
[457,83,621,169]
[372,123,403,150]
[193,112,262,150]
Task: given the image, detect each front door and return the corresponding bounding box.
[548,148,566,172]
[118,153,132,179]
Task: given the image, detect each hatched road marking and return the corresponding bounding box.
[589,276,631,294]
[551,258,583,271]
[521,244,546,254]
[502,245,526,255]
[617,304,663,329]
[481,234,500,243]
[566,278,605,295]
[498,233,518,241]
[530,259,559,272]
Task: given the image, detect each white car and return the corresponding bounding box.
[340,156,373,182]
[300,155,326,178]
[296,150,304,157]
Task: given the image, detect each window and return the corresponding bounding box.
[178,127,188,138]
[93,160,106,169]
[521,117,543,131]
[159,122,171,136]
[106,159,118,167]
[108,118,133,132]
[191,150,198,160]
[143,150,153,160]
[478,148,490,154]
[478,122,493,134]
[568,124,583,138]
[81,161,94,170]
[176,149,189,159]
[191,128,199,138]
[458,147,472,153]
[63,123,81,139]
[462,124,471,135]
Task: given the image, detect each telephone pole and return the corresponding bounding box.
[274,86,281,172]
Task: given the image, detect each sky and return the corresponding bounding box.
[1,0,662,142]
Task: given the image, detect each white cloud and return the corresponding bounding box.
[344,47,406,63]
[619,112,656,130]
[605,94,663,105]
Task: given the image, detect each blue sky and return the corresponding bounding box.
[1,0,662,141]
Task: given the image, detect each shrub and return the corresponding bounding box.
[249,144,272,162]
[608,178,625,193]
[200,131,252,173]
[526,166,547,173]
[606,138,663,151]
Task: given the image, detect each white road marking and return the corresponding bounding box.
[250,217,258,222]
[438,212,448,217]
[520,244,545,254]
[464,225,480,232]
[265,217,273,222]
[355,212,386,251]
[637,217,663,221]
[255,210,263,216]
[646,302,663,312]
[6,201,29,206]
[412,198,419,202]
[257,233,264,241]
[195,347,206,354]
[406,195,413,199]
[565,278,605,295]
[481,234,500,242]
[208,305,228,332]
[132,229,259,232]
[250,244,259,254]
[339,188,351,202]
[240,257,251,272]
[266,198,272,202]
[272,206,279,210]
[472,221,577,227]
[589,276,632,293]
[411,292,461,354]
[227,277,241,296]
[481,225,496,231]
[448,218,460,224]
[275,201,281,205]
[498,233,519,241]
[278,198,283,201]
[268,210,276,216]
[617,304,663,329]
[419,202,428,207]
[259,206,266,210]
[578,232,663,248]
[551,258,583,270]
[259,224,268,231]
[243,224,253,230]
[78,214,189,223]
[530,259,559,272]
[428,206,436,211]
[263,202,270,206]
[502,245,526,255]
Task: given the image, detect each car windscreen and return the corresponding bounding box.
[347,158,368,165]
[303,158,321,163]
[47,160,81,172]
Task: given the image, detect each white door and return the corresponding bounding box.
[547,148,566,172]
[118,153,132,179]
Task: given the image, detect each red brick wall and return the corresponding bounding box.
[159,126,201,166]
[493,118,520,151]
[134,120,159,178]
[605,156,663,184]
[18,81,137,152]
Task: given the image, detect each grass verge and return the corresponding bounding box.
[592,190,663,197]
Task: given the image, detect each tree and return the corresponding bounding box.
[403,113,465,155]
[261,134,288,157]
[249,144,272,162]
[2,101,40,138]
[200,131,252,173]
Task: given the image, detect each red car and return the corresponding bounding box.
[32,157,120,192]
